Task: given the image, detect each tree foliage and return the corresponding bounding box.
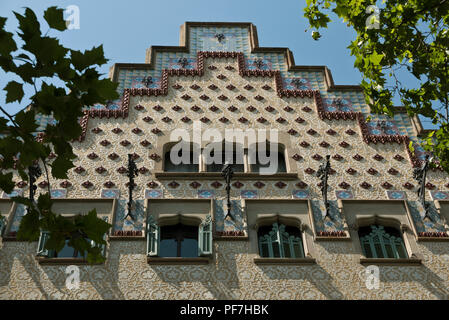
[304,0,449,173]
[0,7,118,263]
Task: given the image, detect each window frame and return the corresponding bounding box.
[258,223,305,258]
[359,225,408,259]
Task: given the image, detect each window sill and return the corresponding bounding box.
[214,236,249,241]
[146,257,211,265]
[359,258,422,266]
[253,257,316,265]
[417,236,449,242]
[154,172,298,180]
[35,257,104,265]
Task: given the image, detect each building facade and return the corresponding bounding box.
[0,22,449,300]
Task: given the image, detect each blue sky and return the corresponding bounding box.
[0,0,432,128]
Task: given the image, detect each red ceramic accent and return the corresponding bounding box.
[208,65,217,70]
[117,167,128,174]
[209,105,219,112]
[181,116,191,123]
[82,181,93,188]
[312,154,323,161]
[211,181,223,188]
[172,84,182,89]
[218,95,228,101]
[302,106,312,112]
[91,127,102,134]
[276,117,286,123]
[232,181,244,188]
[16,181,27,188]
[108,153,119,160]
[74,166,85,173]
[153,104,163,111]
[346,168,357,175]
[339,182,350,189]
[130,153,140,160]
[167,181,179,188]
[181,94,191,100]
[307,129,317,135]
[262,85,271,90]
[225,65,234,70]
[120,140,131,146]
[238,117,248,123]
[288,129,298,135]
[217,74,226,80]
[172,105,182,111]
[87,152,98,160]
[190,84,200,90]
[275,181,287,189]
[339,141,350,148]
[191,105,201,111]
[296,181,308,189]
[140,140,151,147]
[228,105,238,112]
[300,141,310,148]
[388,168,399,175]
[403,182,414,189]
[149,153,161,161]
[151,128,162,134]
[219,117,229,123]
[244,84,253,90]
[425,182,436,190]
[394,154,404,161]
[143,116,153,122]
[326,129,337,135]
[95,166,107,174]
[319,141,330,148]
[190,181,201,189]
[200,117,210,123]
[254,95,264,101]
[132,127,142,134]
[236,95,246,101]
[381,182,393,189]
[254,181,265,189]
[161,117,172,123]
[292,154,303,161]
[200,94,209,100]
[360,182,371,189]
[373,154,384,161]
[147,181,158,188]
[112,128,122,134]
[100,140,110,146]
[305,168,315,174]
[135,104,144,111]
[247,105,256,112]
[332,154,343,161]
[265,106,275,112]
[226,84,236,90]
[103,181,115,188]
[367,168,378,175]
[295,117,305,123]
[284,106,293,112]
[345,129,356,135]
[138,167,149,174]
[353,154,363,161]
[38,181,49,188]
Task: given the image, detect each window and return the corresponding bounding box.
[164,148,199,172]
[249,142,287,174]
[37,231,106,258]
[359,225,408,259]
[205,149,244,172]
[258,223,304,258]
[147,215,212,257]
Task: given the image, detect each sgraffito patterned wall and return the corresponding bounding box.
[1,23,449,300]
[0,240,448,299]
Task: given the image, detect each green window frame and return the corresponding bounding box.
[258,223,304,258]
[146,215,213,257]
[359,225,408,259]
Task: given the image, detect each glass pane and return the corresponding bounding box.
[283,241,291,258]
[396,243,408,258]
[181,238,198,257]
[272,242,280,258]
[374,243,383,258]
[165,151,198,172]
[363,242,373,258]
[56,239,82,258]
[260,243,269,257]
[293,243,303,258]
[384,243,394,258]
[160,239,177,257]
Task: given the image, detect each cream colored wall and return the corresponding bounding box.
[0,240,448,299]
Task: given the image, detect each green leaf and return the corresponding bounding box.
[16,207,40,241]
[4,81,24,103]
[43,6,67,31]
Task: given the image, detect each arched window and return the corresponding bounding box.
[249,142,287,174]
[147,216,212,257]
[205,142,244,173]
[258,223,304,258]
[164,145,199,172]
[359,225,408,259]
